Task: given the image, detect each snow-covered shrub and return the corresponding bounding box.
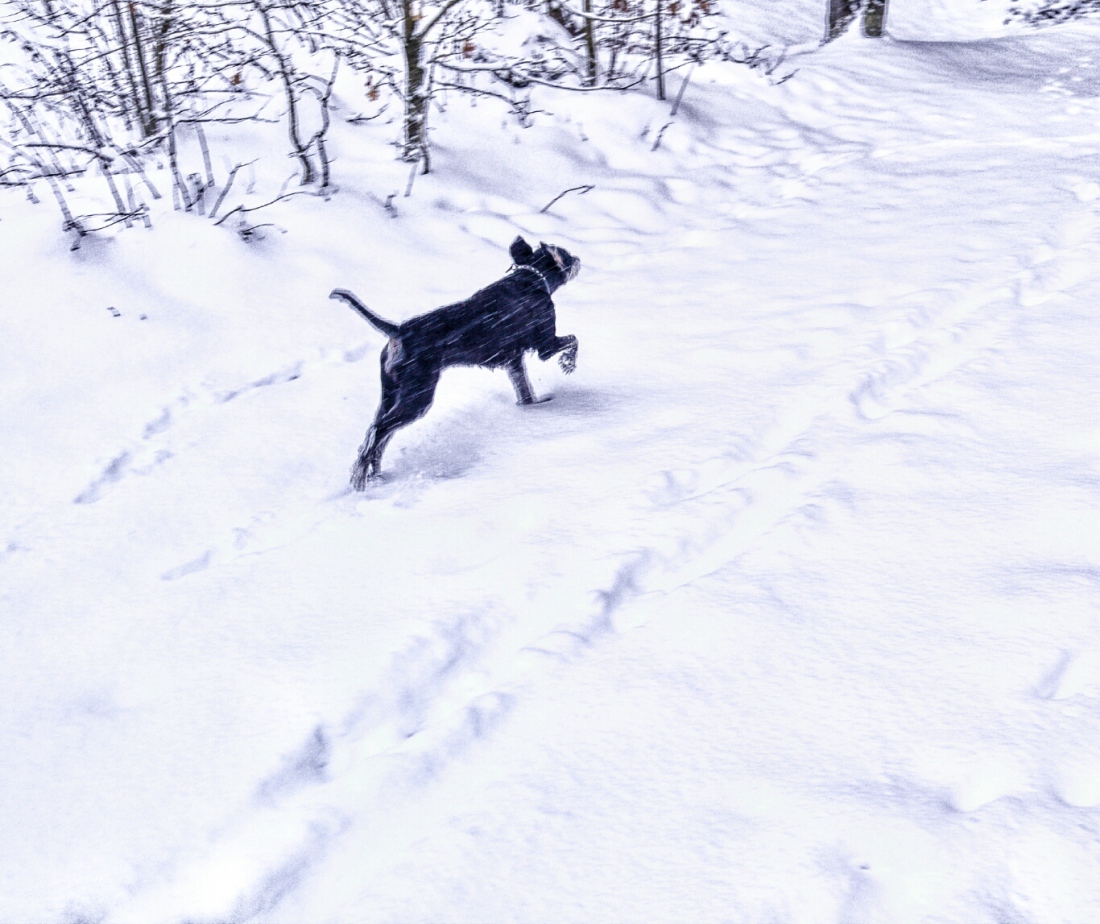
[0,0,351,241]
[1004,0,1100,24]
[1,0,782,241]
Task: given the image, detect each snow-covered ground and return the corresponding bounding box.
[3,2,1100,921]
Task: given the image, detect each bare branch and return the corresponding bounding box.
[540,183,593,213]
[208,157,257,218]
[212,187,312,226]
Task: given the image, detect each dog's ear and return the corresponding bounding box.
[542,243,565,270]
[510,236,535,265]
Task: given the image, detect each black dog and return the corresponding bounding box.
[331,235,581,488]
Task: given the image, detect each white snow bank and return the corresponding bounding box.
[888,0,1017,40]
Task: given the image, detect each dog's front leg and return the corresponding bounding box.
[556,335,578,374]
[506,355,549,406]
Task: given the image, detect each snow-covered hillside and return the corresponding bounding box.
[3,4,1100,922]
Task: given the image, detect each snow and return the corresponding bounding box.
[889,0,1017,40]
[3,3,1100,922]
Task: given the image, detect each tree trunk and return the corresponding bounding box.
[257,2,316,184]
[826,0,861,41]
[402,0,428,162]
[583,0,597,87]
[127,1,158,135]
[654,0,664,101]
[109,0,147,132]
[152,0,174,86]
[827,0,888,40]
[862,0,887,36]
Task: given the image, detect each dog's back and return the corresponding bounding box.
[399,273,555,368]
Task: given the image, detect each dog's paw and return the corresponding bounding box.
[349,462,376,491]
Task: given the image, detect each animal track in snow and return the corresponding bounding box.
[1035,647,1100,702]
[1052,760,1100,808]
[161,550,213,581]
[640,460,840,595]
[74,448,174,504]
[73,349,367,506]
[213,362,304,404]
[73,451,132,505]
[159,503,329,582]
[1018,206,1099,306]
[851,316,1003,420]
[637,282,1019,603]
[904,747,1032,813]
[850,287,1010,421]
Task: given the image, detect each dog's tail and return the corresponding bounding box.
[330,288,400,337]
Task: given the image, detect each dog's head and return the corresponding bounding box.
[510,236,581,291]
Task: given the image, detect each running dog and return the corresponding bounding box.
[331,235,581,488]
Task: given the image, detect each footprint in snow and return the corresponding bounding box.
[161,549,213,581]
[73,447,174,504]
[905,747,1030,813]
[73,451,132,504]
[1052,761,1100,808]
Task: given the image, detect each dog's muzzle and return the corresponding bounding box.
[565,259,581,282]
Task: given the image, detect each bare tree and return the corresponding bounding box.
[0,0,368,240]
[826,0,887,40]
[1,0,798,242]
[863,0,886,35]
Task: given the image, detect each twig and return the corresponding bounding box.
[558,1,649,23]
[438,62,648,94]
[194,121,216,188]
[213,189,312,227]
[308,52,340,191]
[209,159,257,220]
[72,205,150,232]
[404,156,420,197]
[540,184,594,213]
[238,222,283,241]
[651,121,671,151]
[165,122,193,211]
[670,64,695,118]
[118,152,161,200]
[347,103,390,123]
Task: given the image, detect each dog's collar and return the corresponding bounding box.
[509,264,552,295]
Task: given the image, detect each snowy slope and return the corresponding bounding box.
[3,7,1100,924]
[889,0,1017,40]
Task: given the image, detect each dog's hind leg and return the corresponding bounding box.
[505,355,550,406]
[351,352,399,489]
[350,425,386,490]
[350,363,440,488]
